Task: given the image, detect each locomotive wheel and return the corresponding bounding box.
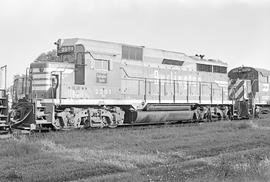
[82,117,91,128]
[53,117,64,130]
[102,116,117,128]
[108,123,118,128]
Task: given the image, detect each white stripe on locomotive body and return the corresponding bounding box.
[228,80,239,96]
[39,98,231,110]
[244,80,251,99]
[31,71,51,90]
[228,79,252,101]
[228,87,234,97]
[31,63,74,92]
[228,79,244,99]
[32,80,52,85]
[234,85,244,100]
[32,76,50,80]
[32,86,51,91]
[121,63,227,85]
[214,81,228,87]
[40,99,145,109]
[32,67,74,74]
[32,73,50,77]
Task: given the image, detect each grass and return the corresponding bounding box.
[1,118,270,181]
[210,150,268,180]
[0,139,39,158]
[222,120,252,130]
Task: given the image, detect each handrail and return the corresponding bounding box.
[76,50,110,63]
[120,66,224,88]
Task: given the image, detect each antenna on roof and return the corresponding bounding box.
[54,39,61,56]
[200,55,205,59]
[195,54,205,59]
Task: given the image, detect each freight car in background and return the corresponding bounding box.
[12,74,31,103]
[9,38,236,130]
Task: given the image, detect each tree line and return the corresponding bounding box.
[35,49,58,62]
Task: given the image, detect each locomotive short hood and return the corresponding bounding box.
[228,66,270,80]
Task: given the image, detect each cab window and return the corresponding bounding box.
[95,60,109,70]
[75,45,85,85]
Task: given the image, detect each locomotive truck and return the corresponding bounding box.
[9,38,270,130]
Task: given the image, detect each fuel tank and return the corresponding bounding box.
[142,103,197,111]
[133,110,196,124]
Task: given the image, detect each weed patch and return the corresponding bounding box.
[210,150,270,182]
[0,139,40,158]
[222,121,252,131]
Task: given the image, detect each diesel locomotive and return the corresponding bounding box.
[228,66,270,118]
[9,38,270,130]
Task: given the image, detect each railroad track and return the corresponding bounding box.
[2,118,223,135]
[119,122,200,130]
[90,119,219,131]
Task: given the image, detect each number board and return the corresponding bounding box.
[58,46,74,54]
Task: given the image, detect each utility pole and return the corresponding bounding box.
[25,67,29,98]
[0,65,7,90]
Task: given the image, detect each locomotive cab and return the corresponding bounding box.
[27,39,125,129]
[30,39,122,103]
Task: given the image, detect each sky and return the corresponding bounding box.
[0,0,270,87]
